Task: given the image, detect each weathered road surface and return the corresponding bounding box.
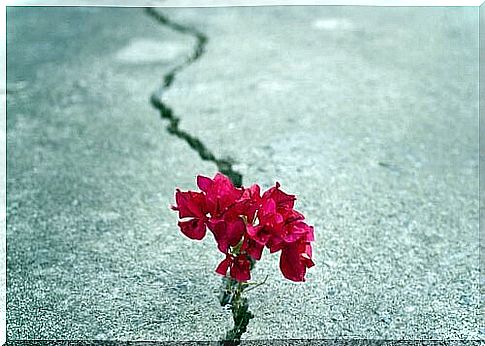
[7,6,480,340]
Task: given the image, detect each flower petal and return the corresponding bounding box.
[174,189,206,218]
[242,238,264,260]
[226,218,246,248]
[305,225,315,242]
[197,175,212,192]
[178,218,206,240]
[279,241,314,282]
[267,235,284,253]
[242,184,261,200]
[283,221,313,243]
[211,220,230,253]
[262,182,296,210]
[302,243,315,268]
[279,244,305,282]
[204,173,243,216]
[230,254,251,281]
[215,254,232,276]
[246,224,261,238]
[260,198,276,217]
[247,224,271,246]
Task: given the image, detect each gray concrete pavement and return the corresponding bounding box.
[163,6,480,339]
[7,6,481,341]
[7,7,220,340]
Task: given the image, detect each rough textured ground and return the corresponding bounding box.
[6,5,481,341]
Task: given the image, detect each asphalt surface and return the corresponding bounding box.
[6,5,481,341]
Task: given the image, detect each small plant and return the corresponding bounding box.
[172,173,315,344]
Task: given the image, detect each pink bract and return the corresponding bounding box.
[172,173,315,282]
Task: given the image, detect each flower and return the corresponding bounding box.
[261,182,296,210]
[248,183,314,256]
[209,218,246,253]
[241,236,264,261]
[279,240,315,282]
[173,173,315,282]
[215,253,251,282]
[171,189,207,240]
[197,173,242,218]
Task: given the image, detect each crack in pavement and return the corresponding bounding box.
[145,8,243,187]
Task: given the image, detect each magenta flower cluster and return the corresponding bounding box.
[172,173,315,282]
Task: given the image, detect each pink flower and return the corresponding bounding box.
[173,189,207,219]
[216,253,251,281]
[173,173,315,282]
[198,174,262,255]
[248,193,313,253]
[261,182,296,210]
[241,236,264,261]
[209,218,246,253]
[172,189,208,240]
[246,198,281,246]
[197,173,243,218]
[279,240,315,282]
[266,215,314,253]
[239,184,262,222]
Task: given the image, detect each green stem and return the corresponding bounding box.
[219,277,256,345]
[223,281,253,345]
[218,238,263,344]
[244,275,268,293]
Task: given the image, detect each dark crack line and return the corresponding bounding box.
[145,8,243,187]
